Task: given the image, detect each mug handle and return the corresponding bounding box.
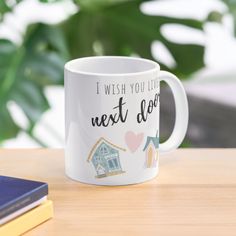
[158,71,189,153]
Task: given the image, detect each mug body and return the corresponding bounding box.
[65,56,160,185]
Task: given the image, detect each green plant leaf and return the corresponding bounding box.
[0,24,68,143]
[39,0,63,2]
[0,0,22,20]
[0,1,11,16]
[62,0,204,78]
[221,0,236,35]
[0,105,19,142]
[75,0,134,10]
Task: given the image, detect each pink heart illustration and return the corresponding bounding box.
[125,131,144,153]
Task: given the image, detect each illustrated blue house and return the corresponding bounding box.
[143,135,159,168]
[87,138,126,178]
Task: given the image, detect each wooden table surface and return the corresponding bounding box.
[0,149,236,236]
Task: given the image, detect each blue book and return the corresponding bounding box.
[0,176,48,220]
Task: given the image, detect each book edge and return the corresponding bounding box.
[0,196,47,225]
[0,200,53,236]
[0,182,48,219]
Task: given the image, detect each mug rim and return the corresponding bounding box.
[64,56,160,77]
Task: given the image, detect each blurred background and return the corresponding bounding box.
[0,0,235,148]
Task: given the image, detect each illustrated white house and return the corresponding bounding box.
[87,138,126,178]
[143,135,159,168]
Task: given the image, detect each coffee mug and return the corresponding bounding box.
[64,56,188,185]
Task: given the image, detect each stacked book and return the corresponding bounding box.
[0,175,53,235]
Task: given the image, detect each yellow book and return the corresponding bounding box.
[0,200,53,236]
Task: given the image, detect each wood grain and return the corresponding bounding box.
[0,149,236,236]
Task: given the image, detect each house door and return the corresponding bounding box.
[147,146,153,168]
[97,165,106,176]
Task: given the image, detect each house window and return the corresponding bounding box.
[113,158,118,168]
[108,158,119,170]
[108,160,114,169]
[100,145,109,156]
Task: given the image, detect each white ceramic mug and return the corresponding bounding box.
[64,56,188,185]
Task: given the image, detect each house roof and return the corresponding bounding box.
[143,136,159,151]
[87,137,126,162]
